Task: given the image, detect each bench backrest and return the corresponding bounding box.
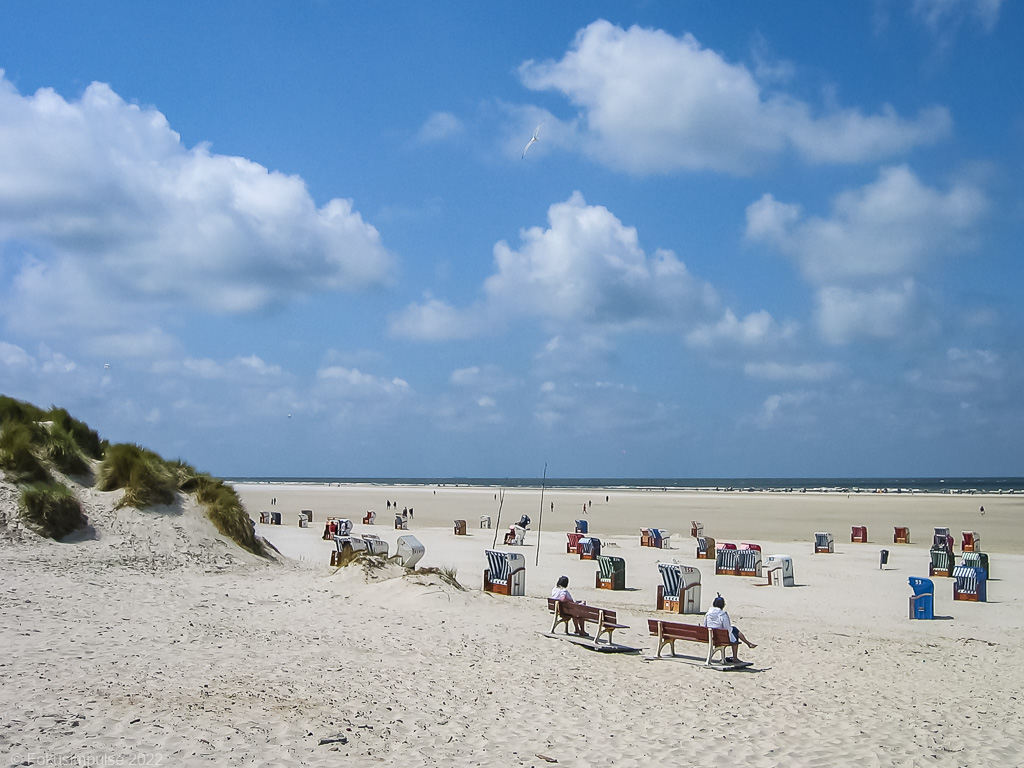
[647,619,731,646]
[549,598,615,625]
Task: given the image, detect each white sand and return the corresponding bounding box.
[2,480,1023,766]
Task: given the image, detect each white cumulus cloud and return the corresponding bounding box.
[0,73,393,342]
[519,20,950,175]
[391,192,720,341]
[746,165,986,284]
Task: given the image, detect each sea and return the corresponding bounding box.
[227,477,1024,494]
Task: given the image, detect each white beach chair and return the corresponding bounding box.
[764,555,795,586]
[395,535,424,568]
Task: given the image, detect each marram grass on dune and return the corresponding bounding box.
[0,394,267,556]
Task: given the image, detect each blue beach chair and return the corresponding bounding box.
[908,577,934,619]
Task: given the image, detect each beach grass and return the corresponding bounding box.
[0,421,53,485]
[97,443,178,509]
[19,481,87,539]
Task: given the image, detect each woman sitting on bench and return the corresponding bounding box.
[704,595,757,663]
[551,576,587,636]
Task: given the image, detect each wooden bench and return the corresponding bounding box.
[647,618,734,665]
[547,598,628,645]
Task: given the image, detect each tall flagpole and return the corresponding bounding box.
[535,463,547,566]
[491,487,504,549]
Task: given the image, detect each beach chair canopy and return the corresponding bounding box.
[485,549,524,582]
[598,555,625,578]
[908,577,933,596]
[658,562,700,599]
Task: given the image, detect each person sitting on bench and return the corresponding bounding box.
[703,595,757,663]
[551,576,587,636]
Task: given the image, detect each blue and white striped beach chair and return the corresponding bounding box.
[715,547,741,576]
[578,537,602,560]
[695,536,715,559]
[953,565,986,602]
[737,548,762,577]
[814,532,834,553]
[483,549,526,595]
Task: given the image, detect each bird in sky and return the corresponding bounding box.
[522,120,544,158]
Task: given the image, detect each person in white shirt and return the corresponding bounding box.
[704,595,757,662]
[551,576,587,635]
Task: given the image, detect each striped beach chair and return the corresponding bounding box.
[656,562,702,614]
[908,577,934,619]
[737,548,763,577]
[933,527,954,549]
[695,536,715,559]
[952,565,987,602]
[640,528,666,548]
[578,537,602,560]
[691,521,704,538]
[566,532,584,554]
[595,555,626,590]
[361,534,389,557]
[961,550,989,579]
[814,532,834,553]
[715,547,741,576]
[483,549,526,595]
[929,544,955,577]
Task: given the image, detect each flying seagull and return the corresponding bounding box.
[521,120,544,159]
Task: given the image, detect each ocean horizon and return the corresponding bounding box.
[227,476,1024,494]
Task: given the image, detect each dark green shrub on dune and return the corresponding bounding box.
[19,482,87,539]
[97,443,177,508]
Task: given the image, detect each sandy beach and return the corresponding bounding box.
[3,481,1023,766]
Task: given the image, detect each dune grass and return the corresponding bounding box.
[97,443,177,509]
[0,421,53,485]
[19,482,87,539]
[2,394,268,556]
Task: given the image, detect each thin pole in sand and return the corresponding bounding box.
[535,463,547,566]
[492,487,505,548]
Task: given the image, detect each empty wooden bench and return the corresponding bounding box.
[647,618,735,665]
[547,598,628,645]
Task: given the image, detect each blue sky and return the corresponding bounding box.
[1,1,1022,478]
